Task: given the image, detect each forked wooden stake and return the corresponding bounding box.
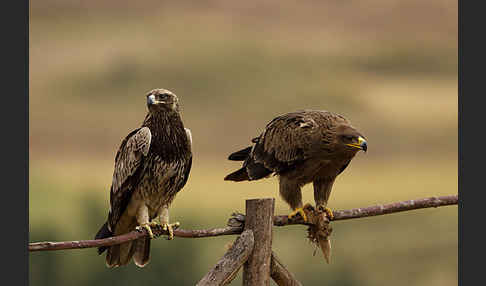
[197,230,255,286]
[270,251,303,286]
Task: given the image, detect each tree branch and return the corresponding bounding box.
[29,195,457,252]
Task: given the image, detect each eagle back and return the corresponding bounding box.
[251,110,348,172]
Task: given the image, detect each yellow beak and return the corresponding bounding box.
[346,136,367,152]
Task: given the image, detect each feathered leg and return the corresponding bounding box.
[313,178,335,219]
[157,205,180,240]
[279,176,308,222]
[135,204,154,238]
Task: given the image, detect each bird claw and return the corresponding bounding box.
[136,223,155,239]
[288,207,308,222]
[317,205,334,220]
[161,222,180,240]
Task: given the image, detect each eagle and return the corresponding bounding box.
[94,88,193,268]
[224,110,366,221]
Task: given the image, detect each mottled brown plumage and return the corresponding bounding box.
[225,110,366,219]
[95,88,192,268]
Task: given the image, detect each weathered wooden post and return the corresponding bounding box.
[270,252,303,286]
[242,198,275,286]
[196,230,255,286]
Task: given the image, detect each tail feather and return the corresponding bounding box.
[224,167,249,181]
[133,237,151,267]
[228,147,252,161]
[95,222,113,255]
[246,160,272,180]
[118,241,135,266]
[99,217,150,268]
[106,244,120,268]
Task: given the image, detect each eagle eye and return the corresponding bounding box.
[342,135,354,141]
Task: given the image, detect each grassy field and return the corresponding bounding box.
[30,1,457,285]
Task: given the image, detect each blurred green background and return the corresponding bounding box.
[29,1,457,285]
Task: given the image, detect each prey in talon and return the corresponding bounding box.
[94,88,193,268]
[224,109,366,231]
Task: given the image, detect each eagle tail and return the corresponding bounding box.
[94,222,112,255]
[246,160,272,180]
[228,146,252,161]
[133,236,151,267]
[103,219,149,268]
[224,167,249,181]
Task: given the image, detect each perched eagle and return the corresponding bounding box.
[95,88,192,268]
[224,110,366,221]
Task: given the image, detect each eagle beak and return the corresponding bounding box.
[147,94,156,106]
[147,95,166,106]
[346,136,367,152]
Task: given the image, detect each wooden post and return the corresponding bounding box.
[243,198,275,286]
[196,230,254,286]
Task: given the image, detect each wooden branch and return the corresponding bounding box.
[270,252,303,286]
[29,226,242,252]
[197,230,254,286]
[273,195,458,225]
[29,195,457,252]
[243,198,274,286]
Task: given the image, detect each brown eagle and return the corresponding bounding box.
[224,110,366,221]
[94,88,192,268]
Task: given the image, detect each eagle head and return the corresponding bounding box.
[146,88,179,112]
[334,124,367,154]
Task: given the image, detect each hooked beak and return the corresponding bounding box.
[147,94,165,106]
[147,94,156,105]
[346,136,367,152]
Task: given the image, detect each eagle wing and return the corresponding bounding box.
[108,127,152,231]
[179,128,193,187]
[252,111,337,172]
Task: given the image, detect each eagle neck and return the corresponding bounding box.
[142,110,189,162]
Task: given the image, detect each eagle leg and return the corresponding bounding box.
[135,204,155,239]
[158,205,180,240]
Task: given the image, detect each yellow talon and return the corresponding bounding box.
[136,223,155,239]
[316,205,334,220]
[323,207,334,220]
[288,207,308,222]
[162,222,180,240]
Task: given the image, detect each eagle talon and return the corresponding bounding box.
[136,223,155,239]
[162,222,180,240]
[288,207,308,222]
[317,206,334,220]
